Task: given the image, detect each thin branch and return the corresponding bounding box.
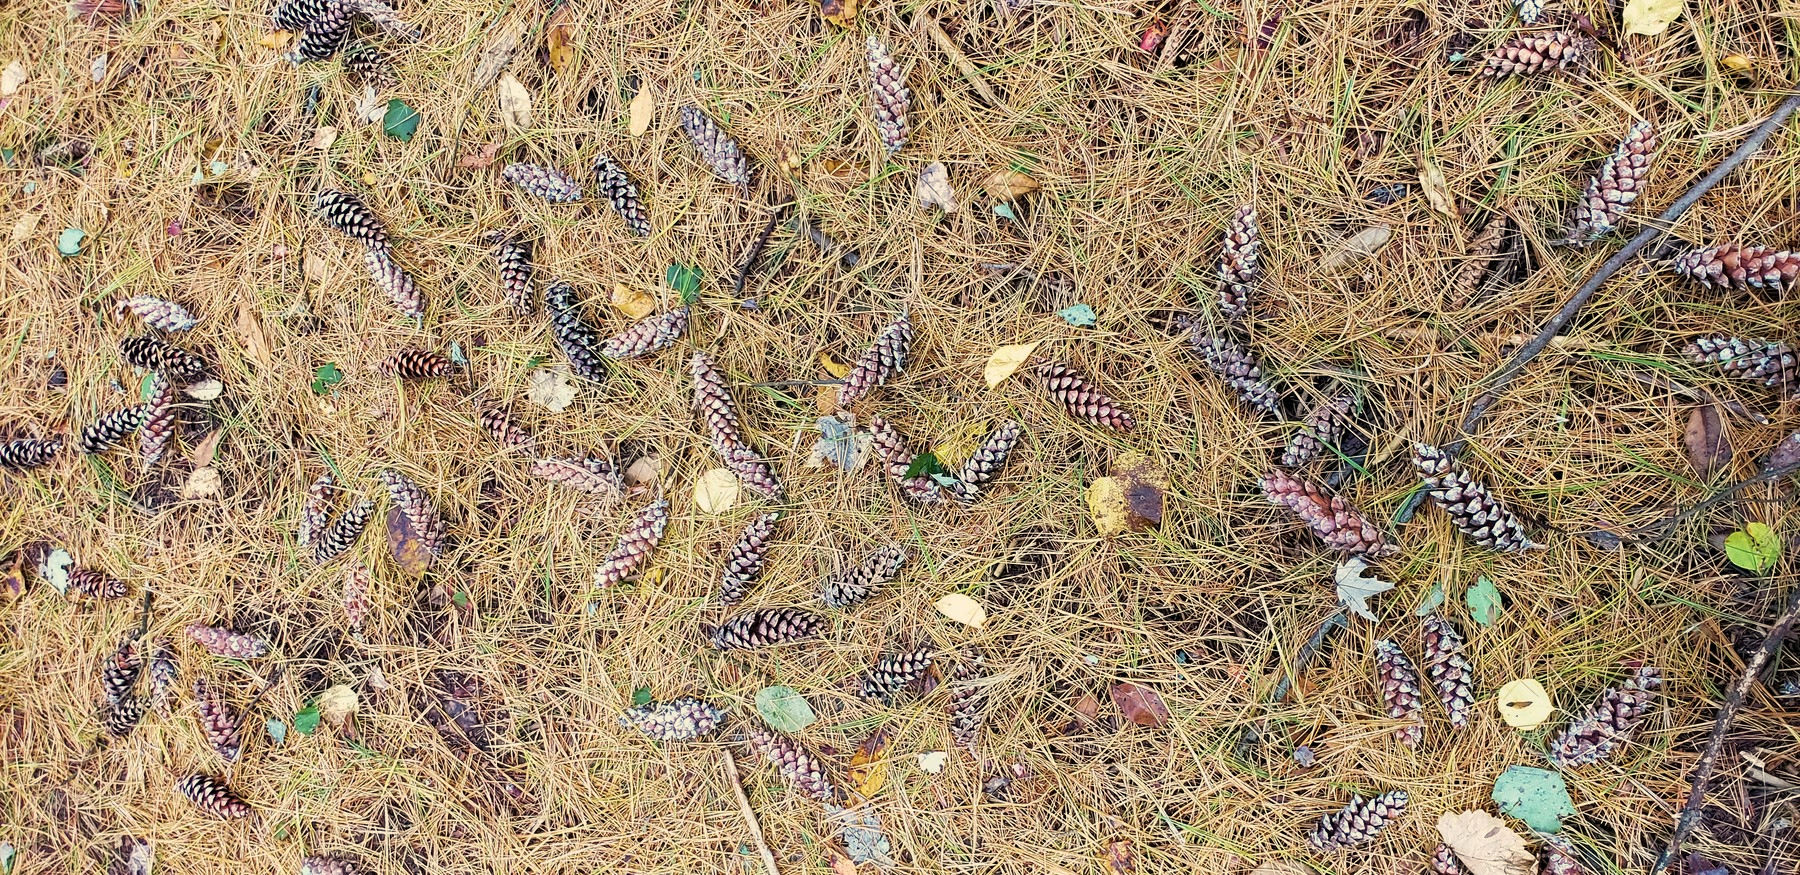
[1629,458,1800,542]
[720,749,782,875]
[1235,609,1349,756]
[734,199,790,296]
[918,15,1006,109]
[1650,581,1800,875]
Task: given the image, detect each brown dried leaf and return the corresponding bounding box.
[826,845,858,875]
[236,303,273,371]
[544,13,574,72]
[1436,810,1534,875]
[1684,404,1731,479]
[1111,452,1165,532]
[1073,691,1101,723]
[819,0,859,26]
[1109,682,1170,728]
[386,506,434,577]
[1105,838,1136,875]
[2,551,23,598]
[1767,430,1800,473]
[302,248,329,283]
[188,429,224,467]
[917,161,958,214]
[983,169,1039,200]
[457,142,500,169]
[627,83,653,137]
[847,727,891,799]
[1419,157,1458,221]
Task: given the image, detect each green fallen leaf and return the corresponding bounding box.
[1415,582,1446,616]
[311,362,344,395]
[753,685,816,733]
[631,687,653,707]
[1491,765,1576,833]
[1467,575,1504,627]
[266,718,287,745]
[992,202,1017,221]
[382,98,420,141]
[1724,522,1781,574]
[666,264,702,304]
[293,704,321,735]
[904,451,946,480]
[56,227,85,256]
[1057,303,1097,328]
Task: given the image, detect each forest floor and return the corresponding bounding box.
[0,0,1798,873]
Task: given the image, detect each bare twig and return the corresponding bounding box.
[1618,368,1771,426]
[735,199,790,296]
[1650,580,1800,875]
[1630,458,1800,541]
[919,16,1007,109]
[721,749,782,875]
[1235,609,1349,756]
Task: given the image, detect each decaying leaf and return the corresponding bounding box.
[236,304,273,370]
[1320,225,1394,271]
[1105,838,1135,875]
[1109,682,1171,728]
[627,83,654,137]
[109,836,154,875]
[387,506,434,576]
[317,683,359,734]
[918,161,958,214]
[1,551,24,598]
[934,592,986,627]
[544,10,575,72]
[1088,476,1128,538]
[39,547,74,595]
[984,341,1041,387]
[847,728,891,799]
[1684,404,1731,479]
[819,0,859,26]
[471,19,525,90]
[496,72,532,129]
[1466,575,1505,626]
[1767,430,1800,473]
[527,367,577,412]
[1490,765,1575,833]
[458,142,501,169]
[1419,157,1457,221]
[916,751,948,774]
[610,284,656,319]
[182,466,222,500]
[753,685,817,733]
[1622,0,1682,36]
[1105,452,1165,533]
[826,803,893,866]
[10,212,38,245]
[1494,678,1552,729]
[1436,810,1534,875]
[0,61,25,98]
[694,467,740,514]
[827,845,858,875]
[983,169,1039,200]
[1334,556,1394,621]
[808,412,873,471]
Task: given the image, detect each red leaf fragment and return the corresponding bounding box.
[1109,682,1170,728]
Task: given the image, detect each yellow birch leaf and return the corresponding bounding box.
[627,84,654,137]
[694,468,740,514]
[1623,0,1683,36]
[545,20,575,72]
[983,341,1040,387]
[1721,53,1752,71]
[259,31,293,50]
[820,0,859,26]
[934,592,986,628]
[818,351,851,379]
[611,284,656,319]
[847,728,890,798]
[1087,476,1128,538]
[1495,678,1553,729]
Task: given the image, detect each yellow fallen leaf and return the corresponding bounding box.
[545,19,575,72]
[694,468,740,514]
[259,31,293,50]
[983,169,1039,200]
[360,171,378,187]
[847,728,890,798]
[317,683,359,732]
[818,351,851,379]
[1436,810,1533,875]
[0,60,25,98]
[611,284,656,319]
[1087,476,1128,538]
[983,341,1040,387]
[627,83,654,137]
[934,592,986,628]
[933,420,988,470]
[1495,678,1553,729]
[820,0,858,26]
[11,212,39,245]
[1721,53,1752,71]
[1419,156,1457,221]
[1623,0,1683,36]
[496,72,532,129]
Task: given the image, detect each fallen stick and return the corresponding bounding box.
[1629,458,1800,542]
[919,16,1007,109]
[1399,91,1800,518]
[1234,609,1348,757]
[721,749,782,875]
[1649,580,1800,875]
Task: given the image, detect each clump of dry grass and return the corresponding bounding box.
[2,0,1799,872]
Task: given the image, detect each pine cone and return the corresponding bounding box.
[529,456,624,499]
[679,105,752,190]
[1035,359,1136,432]
[270,0,336,30]
[364,247,422,319]
[1683,335,1797,391]
[312,498,374,564]
[949,420,1023,503]
[148,639,177,716]
[866,36,911,154]
[593,152,651,237]
[946,655,987,753]
[1261,469,1398,558]
[314,188,390,250]
[690,352,784,499]
[1540,837,1585,875]
[343,562,371,633]
[338,41,394,88]
[820,544,907,608]
[1672,244,1800,291]
[1515,0,1545,23]
[1192,332,1281,417]
[116,295,198,332]
[1308,790,1408,851]
[706,607,824,650]
[866,414,946,504]
[1448,212,1509,306]
[349,0,419,41]
[838,312,914,406]
[288,0,351,63]
[1431,843,1468,875]
[480,407,534,453]
[718,511,780,606]
[485,232,535,315]
[1562,120,1657,246]
[298,472,334,552]
[300,856,373,875]
[0,437,62,471]
[1480,30,1592,77]
[1421,614,1474,728]
[594,499,670,588]
[743,718,839,803]
[121,334,207,381]
[860,646,934,704]
[193,676,244,764]
[599,307,689,360]
[1374,640,1425,747]
[175,773,252,820]
[1411,442,1541,552]
[619,696,725,742]
[1281,394,1354,467]
[545,281,609,383]
[185,624,272,660]
[101,635,143,704]
[378,347,454,379]
[138,372,177,471]
[1546,664,1662,767]
[501,163,583,203]
[1217,204,1262,319]
[68,566,129,600]
[101,694,146,738]
[379,469,447,559]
